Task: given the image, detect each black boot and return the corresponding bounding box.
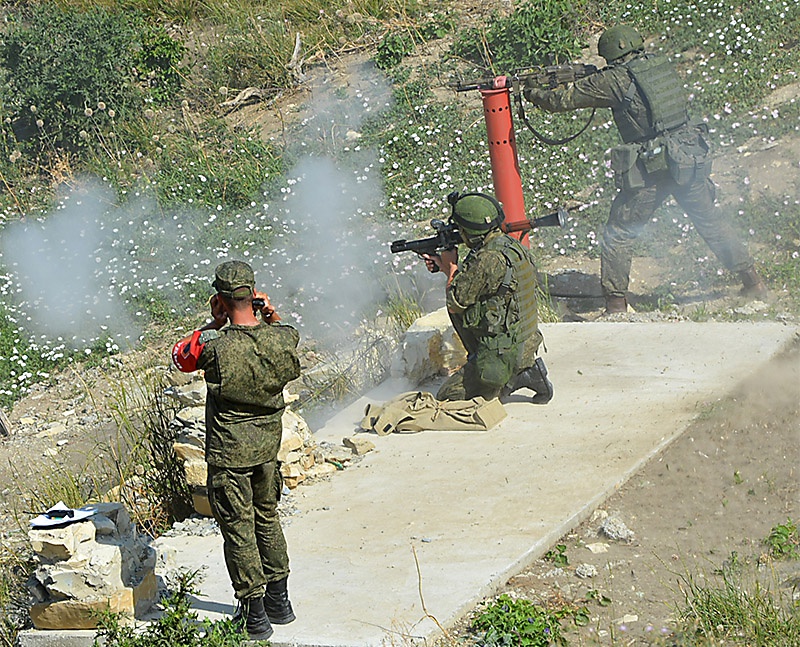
[264,577,296,624]
[738,267,768,300]
[502,357,554,404]
[604,295,628,314]
[233,596,274,640]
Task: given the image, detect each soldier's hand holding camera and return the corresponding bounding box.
[254,290,281,323]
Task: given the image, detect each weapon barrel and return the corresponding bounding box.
[503,206,568,233]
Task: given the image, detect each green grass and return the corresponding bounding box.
[675,557,800,646]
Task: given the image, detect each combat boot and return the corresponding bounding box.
[604,295,628,314]
[233,596,274,640]
[264,577,296,624]
[738,267,768,300]
[502,357,554,404]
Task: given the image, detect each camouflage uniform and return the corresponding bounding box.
[438,229,543,401]
[526,51,755,301]
[196,322,301,600]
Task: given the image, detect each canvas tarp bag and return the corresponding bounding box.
[359,391,507,435]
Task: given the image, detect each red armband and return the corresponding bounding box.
[172,330,205,373]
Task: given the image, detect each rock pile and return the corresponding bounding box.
[27,502,157,629]
[163,370,373,516]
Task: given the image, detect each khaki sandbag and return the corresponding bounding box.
[360,391,506,435]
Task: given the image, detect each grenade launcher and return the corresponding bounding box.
[390,206,571,257]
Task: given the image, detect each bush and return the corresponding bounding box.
[135,25,187,105]
[452,0,588,71]
[0,3,144,156]
[375,31,415,70]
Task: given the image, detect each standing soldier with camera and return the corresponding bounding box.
[524,24,767,313]
[171,260,300,640]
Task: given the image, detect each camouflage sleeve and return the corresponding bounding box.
[528,67,628,112]
[446,249,506,314]
[195,329,221,372]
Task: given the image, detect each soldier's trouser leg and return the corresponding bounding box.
[208,462,289,600]
[673,176,753,272]
[436,360,502,401]
[252,462,289,583]
[601,185,663,298]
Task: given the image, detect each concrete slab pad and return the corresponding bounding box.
[19,322,798,647]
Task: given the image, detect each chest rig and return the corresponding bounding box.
[616,53,689,143]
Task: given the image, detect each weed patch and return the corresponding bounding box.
[676,557,800,646]
[95,570,248,647]
[765,519,800,560]
[471,593,588,647]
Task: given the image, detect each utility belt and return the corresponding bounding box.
[611,122,710,190]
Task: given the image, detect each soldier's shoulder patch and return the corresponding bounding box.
[198,329,220,344]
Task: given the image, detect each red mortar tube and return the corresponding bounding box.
[480,77,528,247]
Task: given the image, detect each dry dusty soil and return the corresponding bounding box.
[448,336,800,646]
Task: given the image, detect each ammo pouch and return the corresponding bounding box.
[610,144,645,191]
[665,125,712,185]
[476,332,517,389]
[639,137,668,175]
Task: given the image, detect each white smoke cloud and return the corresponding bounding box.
[0,59,418,353]
[0,181,141,350]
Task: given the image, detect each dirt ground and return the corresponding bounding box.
[449,335,800,646]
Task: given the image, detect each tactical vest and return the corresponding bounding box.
[617,54,689,143]
[475,233,539,345]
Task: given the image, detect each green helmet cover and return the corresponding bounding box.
[598,25,644,62]
[451,193,503,236]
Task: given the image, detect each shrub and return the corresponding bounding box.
[135,25,187,105]
[452,0,588,71]
[0,3,144,156]
[375,31,415,70]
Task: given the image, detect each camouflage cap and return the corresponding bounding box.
[212,260,255,299]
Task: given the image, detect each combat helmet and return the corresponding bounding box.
[448,191,503,246]
[598,25,644,63]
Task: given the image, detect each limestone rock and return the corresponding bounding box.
[390,307,466,383]
[183,459,208,487]
[30,589,135,630]
[281,463,306,488]
[174,407,206,431]
[599,516,635,542]
[282,407,312,443]
[277,433,303,463]
[164,379,207,407]
[343,436,376,455]
[29,522,96,563]
[192,491,213,517]
[305,463,338,479]
[27,503,158,629]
